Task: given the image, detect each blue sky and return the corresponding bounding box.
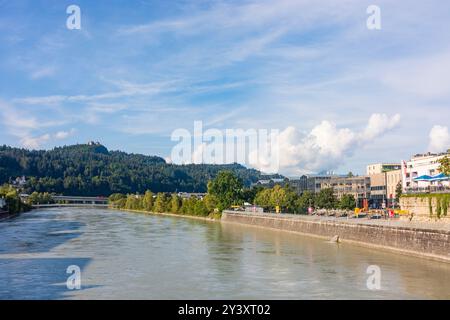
[1,0,450,176]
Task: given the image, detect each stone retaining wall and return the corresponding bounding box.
[221,211,450,262]
[400,196,450,220]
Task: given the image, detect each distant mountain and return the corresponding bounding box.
[0,143,282,196]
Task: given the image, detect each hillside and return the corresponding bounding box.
[0,143,281,196]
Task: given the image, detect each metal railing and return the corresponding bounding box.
[404,186,450,194]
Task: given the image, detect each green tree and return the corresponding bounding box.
[315,188,337,209]
[207,171,243,211]
[438,156,450,176]
[0,184,30,214]
[194,200,209,216]
[283,185,299,213]
[339,194,356,210]
[269,185,287,210]
[125,194,141,210]
[395,182,403,203]
[153,193,167,213]
[203,194,217,213]
[254,188,272,209]
[169,194,181,213]
[142,190,154,211]
[295,190,315,213]
[109,193,126,203]
[27,191,53,205]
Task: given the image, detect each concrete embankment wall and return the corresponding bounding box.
[221,211,450,262]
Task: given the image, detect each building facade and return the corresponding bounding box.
[386,169,402,204]
[366,163,401,175]
[369,173,387,208]
[321,175,371,208]
[286,175,308,194]
[402,152,450,192]
[306,175,333,193]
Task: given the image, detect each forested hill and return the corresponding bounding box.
[0,143,280,196]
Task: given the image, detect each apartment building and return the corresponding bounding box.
[402,152,449,192]
[366,163,401,175]
[321,175,370,207]
[306,175,333,193]
[386,169,402,201]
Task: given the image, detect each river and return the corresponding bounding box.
[0,208,449,299]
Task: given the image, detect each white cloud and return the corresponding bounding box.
[30,66,55,80]
[363,113,401,141]
[20,134,50,149]
[257,113,401,175]
[180,113,401,175]
[12,80,175,105]
[54,128,75,140]
[428,125,450,153]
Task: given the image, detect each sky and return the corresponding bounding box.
[1,0,450,176]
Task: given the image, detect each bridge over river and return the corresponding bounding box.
[20,195,109,208]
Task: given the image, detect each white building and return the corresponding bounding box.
[366,163,401,175]
[0,198,6,209]
[402,152,449,191]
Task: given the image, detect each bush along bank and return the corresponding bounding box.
[0,184,31,216]
[108,191,221,219]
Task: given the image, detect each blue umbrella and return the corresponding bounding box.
[414,175,432,181]
[430,173,449,181]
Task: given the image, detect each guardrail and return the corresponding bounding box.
[404,187,450,194]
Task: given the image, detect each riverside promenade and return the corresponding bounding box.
[221,210,450,263]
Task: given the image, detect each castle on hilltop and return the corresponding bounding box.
[87,141,102,146]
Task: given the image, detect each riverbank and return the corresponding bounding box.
[221,211,450,263]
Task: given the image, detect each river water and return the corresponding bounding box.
[0,208,449,299]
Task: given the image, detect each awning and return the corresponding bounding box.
[413,175,432,181]
[430,173,449,181]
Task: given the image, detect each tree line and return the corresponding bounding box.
[109,171,356,217]
[0,143,281,196]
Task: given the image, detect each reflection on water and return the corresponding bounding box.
[0,208,449,299]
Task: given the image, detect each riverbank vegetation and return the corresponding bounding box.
[253,185,355,213]
[0,185,30,214]
[109,170,356,217]
[25,192,55,205]
[109,191,220,218]
[109,171,244,218]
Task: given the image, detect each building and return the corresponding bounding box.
[306,175,333,193]
[253,178,288,189]
[402,152,450,192]
[285,175,308,194]
[366,163,402,208]
[321,175,370,208]
[369,173,387,208]
[177,192,207,199]
[12,176,26,188]
[386,169,402,204]
[366,163,401,175]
